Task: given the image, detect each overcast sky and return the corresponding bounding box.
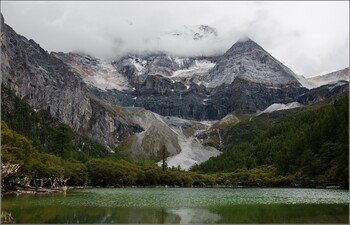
[1,1,349,77]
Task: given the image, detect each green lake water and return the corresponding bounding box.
[2,188,349,224]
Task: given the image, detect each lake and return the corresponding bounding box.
[2,188,349,224]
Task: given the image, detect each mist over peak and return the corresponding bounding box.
[1,1,348,77]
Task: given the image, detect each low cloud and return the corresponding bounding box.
[1,1,349,76]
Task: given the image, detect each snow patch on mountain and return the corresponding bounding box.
[204,38,301,88]
[52,52,130,91]
[256,102,302,116]
[307,67,349,88]
[126,57,148,75]
[173,57,186,67]
[165,25,218,41]
[82,61,130,91]
[172,60,215,79]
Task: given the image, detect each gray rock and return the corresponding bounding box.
[1,16,142,148]
[205,38,302,88]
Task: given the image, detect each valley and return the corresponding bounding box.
[1,1,349,224]
[0,11,348,190]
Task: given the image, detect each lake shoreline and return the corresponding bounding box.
[2,188,348,224]
[2,184,345,196]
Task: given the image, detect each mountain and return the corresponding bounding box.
[1,13,348,170]
[54,38,348,120]
[164,25,218,41]
[0,15,142,151]
[202,38,302,88]
[57,39,304,119]
[51,52,131,91]
[307,67,349,88]
[1,86,109,158]
[191,94,349,189]
[110,106,220,169]
[0,15,220,169]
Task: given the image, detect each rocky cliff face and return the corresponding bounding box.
[0,15,142,149]
[51,52,131,91]
[112,106,220,169]
[56,38,349,120]
[70,39,308,119]
[208,77,306,115]
[297,81,349,105]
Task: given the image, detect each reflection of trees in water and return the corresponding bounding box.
[3,203,348,223]
[99,208,113,223]
[1,207,219,224]
[210,204,349,224]
[124,207,180,223]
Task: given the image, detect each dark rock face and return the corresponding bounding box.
[297,81,349,105]
[208,77,308,116]
[87,38,307,120]
[88,38,309,120]
[87,96,143,145]
[92,78,308,120]
[0,16,142,148]
[144,75,174,95]
[68,37,348,121]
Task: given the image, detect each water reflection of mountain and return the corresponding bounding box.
[167,208,221,224]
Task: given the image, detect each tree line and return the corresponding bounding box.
[192,94,349,188]
[1,85,348,189]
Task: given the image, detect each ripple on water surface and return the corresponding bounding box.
[7,188,347,208]
[2,188,349,224]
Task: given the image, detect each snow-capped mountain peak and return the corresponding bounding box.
[204,38,302,88]
[165,24,218,41]
[307,67,349,88]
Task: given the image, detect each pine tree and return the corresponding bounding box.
[161,145,168,171]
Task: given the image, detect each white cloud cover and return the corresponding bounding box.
[1,1,349,76]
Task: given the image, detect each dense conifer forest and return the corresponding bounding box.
[2,86,348,189]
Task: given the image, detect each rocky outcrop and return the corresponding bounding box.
[208,77,307,115]
[0,15,142,148]
[144,75,174,95]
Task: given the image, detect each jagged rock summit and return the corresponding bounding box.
[205,37,302,88]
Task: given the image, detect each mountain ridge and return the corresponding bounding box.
[0,15,142,150]
[205,38,302,88]
[1,13,348,169]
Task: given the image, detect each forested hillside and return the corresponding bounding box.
[192,94,349,188]
[1,86,107,160]
[2,90,348,189]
